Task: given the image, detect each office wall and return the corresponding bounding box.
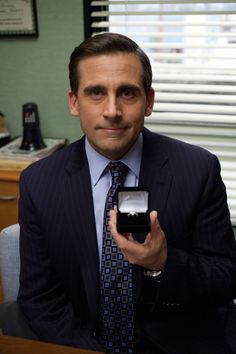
[0,0,84,143]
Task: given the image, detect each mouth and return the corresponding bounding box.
[103,127,125,131]
[98,126,128,135]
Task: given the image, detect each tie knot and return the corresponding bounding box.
[108,161,129,187]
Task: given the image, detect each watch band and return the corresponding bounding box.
[143,269,162,282]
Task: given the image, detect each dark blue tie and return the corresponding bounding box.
[100,161,134,353]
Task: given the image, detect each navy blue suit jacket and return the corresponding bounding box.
[18,128,236,353]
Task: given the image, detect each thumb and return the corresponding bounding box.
[150,210,158,230]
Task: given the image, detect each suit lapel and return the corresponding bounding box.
[63,138,100,328]
[140,130,173,220]
[133,129,173,302]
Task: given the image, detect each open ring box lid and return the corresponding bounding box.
[116,187,150,233]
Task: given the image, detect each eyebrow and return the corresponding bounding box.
[118,84,142,93]
[83,83,142,94]
[83,85,104,95]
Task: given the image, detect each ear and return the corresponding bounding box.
[145,87,155,117]
[68,90,80,116]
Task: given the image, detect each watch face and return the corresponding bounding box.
[143,270,162,278]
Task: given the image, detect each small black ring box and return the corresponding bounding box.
[116,187,150,233]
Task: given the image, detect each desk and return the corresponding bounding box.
[0,170,21,231]
[0,335,104,354]
[0,138,67,231]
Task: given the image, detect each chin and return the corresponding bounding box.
[103,145,130,160]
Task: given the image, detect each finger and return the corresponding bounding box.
[143,210,159,245]
[150,210,158,229]
[126,233,134,241]
[109,208,117,227]
[109,209,119,238]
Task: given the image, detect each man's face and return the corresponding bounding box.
[69,53,154,160]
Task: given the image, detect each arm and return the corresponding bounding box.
[159,154,236,308]
[110,155,236,309]
[17,170,103,351]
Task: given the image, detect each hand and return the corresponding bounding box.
[109,209,167,270]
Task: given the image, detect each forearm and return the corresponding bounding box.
[18,291,101,350]
[18,173,102,351]
[159,246,236,306]
[140,154,236,310]
[139,246,236,315]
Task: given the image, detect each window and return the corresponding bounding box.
[84,1,236,225]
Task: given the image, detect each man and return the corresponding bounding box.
[17,33,236,353]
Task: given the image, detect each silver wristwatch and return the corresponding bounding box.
[143,269,162,282]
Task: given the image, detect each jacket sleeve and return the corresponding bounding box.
[17,169,103,351]
[140,154,236,311]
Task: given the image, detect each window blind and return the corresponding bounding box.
[85,0,236,225]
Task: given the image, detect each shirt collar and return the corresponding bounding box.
[85,134,143,186]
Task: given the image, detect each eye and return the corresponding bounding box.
[120,86,138,100]
[85,86,105,100]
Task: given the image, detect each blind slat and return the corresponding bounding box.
[92,10,236,16]
[148,112,236,124]
[153,83,236,93]
[142,53,236,60]
[130,32,236,38]
[155,92,236,104]
[92,1,236,5]
[154,102,236,114]
[152,73,236,82]
[152,64,236,72]
[132,43,236,49]
[92,21,236,27]
[145,119,236,132]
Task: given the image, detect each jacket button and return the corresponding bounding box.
[89,330,97,338]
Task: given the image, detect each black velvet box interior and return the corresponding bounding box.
[116,187,150,233]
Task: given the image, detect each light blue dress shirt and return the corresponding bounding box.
[85,134,143,266]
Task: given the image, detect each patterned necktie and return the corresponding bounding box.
[100,161,134,353]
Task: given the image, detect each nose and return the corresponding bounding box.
[103,95,121,120]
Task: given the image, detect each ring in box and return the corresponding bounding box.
[116,187,150,233]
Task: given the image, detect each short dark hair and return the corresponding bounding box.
[69,32,152,96]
